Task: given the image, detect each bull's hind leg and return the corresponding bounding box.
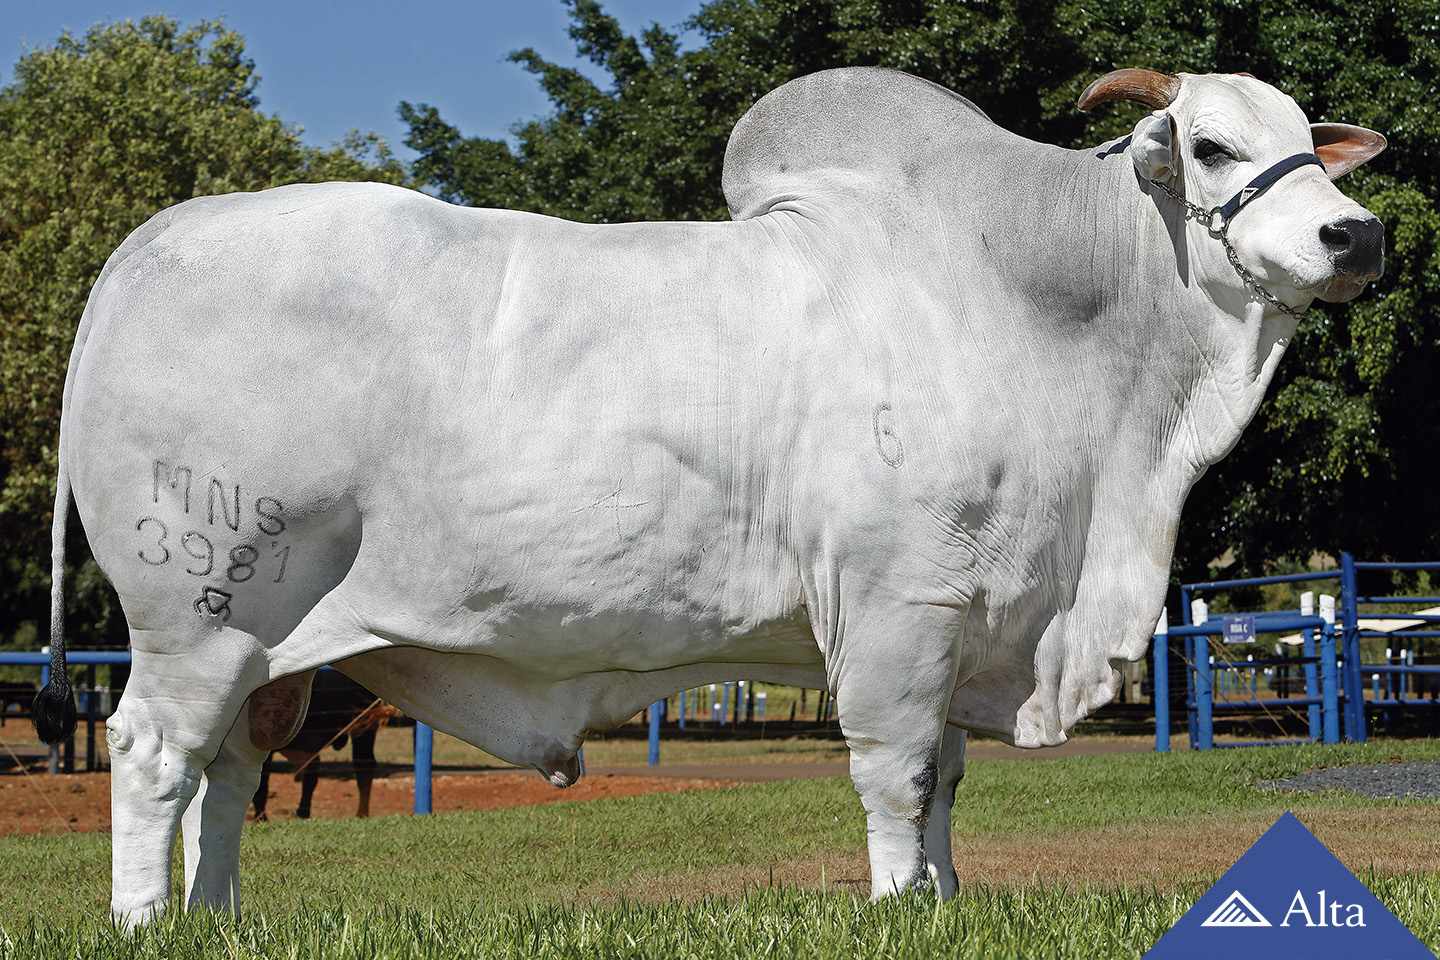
[181,671,314,911]
[922,723,967,899]
[107,642,271,927]
[179,707,271,912]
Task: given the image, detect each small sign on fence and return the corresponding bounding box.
[1222,614,1257,644]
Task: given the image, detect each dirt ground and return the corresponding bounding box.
[0,764,756,836]
[0,734,1162,836]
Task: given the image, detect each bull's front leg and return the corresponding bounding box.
[922,723,967,899]
[831,609,962,899]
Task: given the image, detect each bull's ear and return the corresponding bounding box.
[1311,123,1387,179]
[1132,111,1177,182]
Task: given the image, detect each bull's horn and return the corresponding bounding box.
[1077,69,1181,111]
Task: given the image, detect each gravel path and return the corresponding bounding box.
[1257,760,1440,800]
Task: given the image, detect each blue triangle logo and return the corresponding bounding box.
[1144,811,1434,959]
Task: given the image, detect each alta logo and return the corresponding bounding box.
[1144,812,1433,959]
[1201,888,1370,929]
[1202,890,1272,927]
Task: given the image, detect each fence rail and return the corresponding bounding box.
[1157,553,1440,751]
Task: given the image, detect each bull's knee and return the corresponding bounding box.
[855,754,940,826]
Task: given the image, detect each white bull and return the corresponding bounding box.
[36,67,1384,923]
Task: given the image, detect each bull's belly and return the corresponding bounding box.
[334,642,827,776]
[310,543,824,773]
[323,530,822,682]
[453,602,821,677]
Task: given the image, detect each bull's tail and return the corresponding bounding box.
[33,459,78,744]
[31,205,182,745]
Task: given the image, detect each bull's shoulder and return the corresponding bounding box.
[722,67,1017,220]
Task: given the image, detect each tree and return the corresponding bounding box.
[0,17,407,649]
[1072,0,1440,578]
[404,0,1440,585]
[401,0,1092,222]
[401,0,750,222]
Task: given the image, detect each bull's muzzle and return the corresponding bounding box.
[1323,216,1385,276]
[1316,216,1384,302]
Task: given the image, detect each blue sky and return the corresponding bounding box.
[1,1,704,161]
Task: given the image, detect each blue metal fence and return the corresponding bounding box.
[0,652,440,812]
[1,649,133,774]
[1155,553,1440,751]
[1339,554,1440,740]
[1,653,774,814]
[1155,602,1339,751]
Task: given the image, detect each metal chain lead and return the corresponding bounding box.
[1220,235,1308,318]
[1149,178,1308,318]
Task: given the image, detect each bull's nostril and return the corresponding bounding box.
[1320,223,1352,251]
[1321,217,1384,276]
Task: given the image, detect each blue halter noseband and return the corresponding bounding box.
[1212,153,1326,231]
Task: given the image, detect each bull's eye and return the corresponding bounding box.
[1193,138,1234,168]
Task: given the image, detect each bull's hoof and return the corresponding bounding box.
[112,899,166,931]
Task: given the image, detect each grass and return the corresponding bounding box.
[3,739,1439,957]
[1,881,1435,960]
[0,888,1192,960]
[0,887,1203,960]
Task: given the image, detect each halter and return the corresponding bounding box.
[1150,153,1326,317]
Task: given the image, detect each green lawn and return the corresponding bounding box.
[2,740,1438,958]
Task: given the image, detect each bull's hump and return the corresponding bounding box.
[722,67,1003,221]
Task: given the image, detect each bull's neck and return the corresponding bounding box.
[949,139,1287,469]
[929,142,1247,620]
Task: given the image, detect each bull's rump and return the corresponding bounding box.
[65,182,821,674]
